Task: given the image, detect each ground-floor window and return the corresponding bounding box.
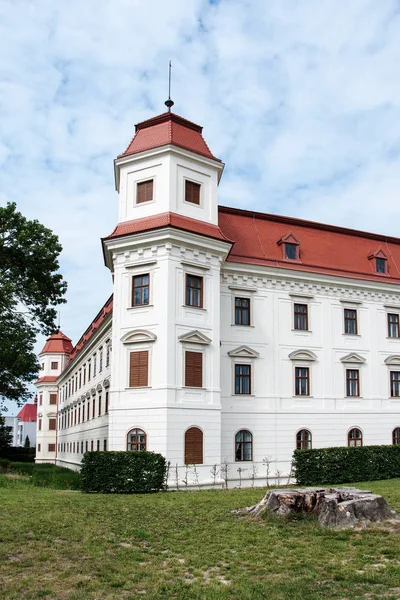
[235,430,252,461]
[296,429,312,450]
[127,428,146,451]
[184,427,203,464]
[393,427,400,445]
[348,428,363,447]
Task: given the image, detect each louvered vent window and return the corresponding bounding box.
[185,351,203,388]
[185,180,201,205]
[129,351,149,387]
[137,180,154,204]
[185,427,203,464]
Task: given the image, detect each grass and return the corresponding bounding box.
[0,477,400,599]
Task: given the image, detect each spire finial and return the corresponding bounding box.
[57,310,61,331]
[165,60,174,111]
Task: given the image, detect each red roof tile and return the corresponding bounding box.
[218,206,400,283]
[104,212,232,244]
[35,376,59,384]
[16,403,37,422]
[68,295,113,362]
[40,330,73,355]
[118,112,220,162]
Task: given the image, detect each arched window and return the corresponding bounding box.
[393,428,400,445]
[127,428,146,451]
[235,430,252,461]
[348,428,362,447]
[296,429,312,450]
[184,427,203,464]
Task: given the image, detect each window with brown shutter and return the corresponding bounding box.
[49,393,57,405]
[49,418,56,431]
[48,443,55,452]
[185,180,201,205]
[185,351,203,388]
[51,361,58,370]
[129,351,149,387]
[137,180,153,204]
[185,427,203,464]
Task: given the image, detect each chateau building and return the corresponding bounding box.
[35,107,400,487]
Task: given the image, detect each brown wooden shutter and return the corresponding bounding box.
[137,180,153,204]
[185,427,203,464]
[185,180,200,205]
[49,393,57,405]
[49,418,56,431]
[130,351,149,387]
[185,351,202,387]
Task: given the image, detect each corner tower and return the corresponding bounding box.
[103,110,232,485]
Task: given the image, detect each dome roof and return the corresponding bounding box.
[40,330,73,355]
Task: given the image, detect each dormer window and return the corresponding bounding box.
[376,257,386,274]
[136,180,153,204]
[185,180,201,205]
[278,232,300,261]
[285,243,297,260]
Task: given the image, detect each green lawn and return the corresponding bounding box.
[1,476,400,600]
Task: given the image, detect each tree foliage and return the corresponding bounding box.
[0,416,13,451]
[0,202,67,406]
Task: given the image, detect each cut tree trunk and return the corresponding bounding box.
[238,487,398,528]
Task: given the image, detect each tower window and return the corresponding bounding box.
[376,257,386,273]
[186,274,203,308]
[235,430,252,461]
[344,309,358,335]
[235,297,250,325]
[127,428,146,451]
[185,427,203,464]
[185,351,203,388]
[129,351,149,388]
[294,304,308,330]
[132,274,149,307]
[235,364,251,395]
[295,367,310,396]
[285,243,297,260]
[185,180,201,205]
[136,180,153,204]
[388,314,399,338]
[390,371,400,397]
[346,369,360,397]
[51,361,58,370]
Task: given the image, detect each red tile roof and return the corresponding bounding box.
[40,330,73,355]
[118,112,221,162]
[35,376,59,384]
[68,294,113,362]
[104,212,232,243]
[218,206,400,283]
[16,403,37,422]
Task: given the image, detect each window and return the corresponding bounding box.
[295,367,310,396]
[91,440,94,451]
[235,430,252,461]
[185,274,203,308]
[132,274,149,307]
[37,444,41,452]
[235,364,251,395]
[376,257,386,273]
[78,407,81,424]
[81,441,83,454]
[97,440,100,451]
[294,304,308,330]
[137,179,153,204]
[129,351,149,387]
[103,439,107,451]
[85,441,88,452]
[49,418,56,431]
[51,361,58,370]
[98,395,102,416]
[106,342,111,367]
[88,360,91,381]
[92,400,96,419]
[235,297,250,326]
[93,354,97,377]
[49,393,57,405]
[296,429,312,450]
[185,180,201,205]
[99,348,103,373]
[41,362,44,370]
[87,401,90,420]
[285,243,297,260]
[393,428,400,445]
[348,428,363,447]
[344,309,358,334]
[390,371,400,397]
[388,314,399,338]
[48,443,55,452]
[346,370,360,397]
[185,427,203,464]
[127,428,146,451]
[39,394,43,406]
[73,442,75,453]
[185,351,203,388]
[105,392,109,414]
[83,365,86,385]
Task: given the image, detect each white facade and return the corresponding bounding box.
[35,110,400,487]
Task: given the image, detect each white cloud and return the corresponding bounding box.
[1,0,400,412]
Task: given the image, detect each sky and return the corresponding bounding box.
[1,0,400,413]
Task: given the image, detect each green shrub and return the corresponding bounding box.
[293,444,400,486]
[0,447,36,462]
[80,451,167,494]
[10,462,34,476]
[0,458,11,473]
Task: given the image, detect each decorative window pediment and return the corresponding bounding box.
[178,330,212,345]
[340,353,366,364]
[103,378,110,388]
[86,391,91,399]
[228,345,260,358]
[121,329,157,344]
[384,355,400,366]
[289,349,317,361]
[368,248,388,261]
[277,232,300,246]
[91,387,96,397]
[96,383,103,391]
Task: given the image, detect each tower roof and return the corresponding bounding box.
[16,403,37,422]
[40,330,73,355]
[118,111,221,162]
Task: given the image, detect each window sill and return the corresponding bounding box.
[183,386,206,390]
[231,324,255,328]
[125,386,151,390]
[291,329,312,333]
[386,336,400,340]
[342,333,361,337]
[128,304,153,310]
[182,305,207,311]
[233,394,255,397]
[293,395,313,398]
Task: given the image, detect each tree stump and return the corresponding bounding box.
[237,487,398,528]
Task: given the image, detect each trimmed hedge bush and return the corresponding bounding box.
[80,451,167,494]
[0,447,36,462]
[293,444,400,486]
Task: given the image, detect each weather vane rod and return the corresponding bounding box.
[165,60,174,111]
